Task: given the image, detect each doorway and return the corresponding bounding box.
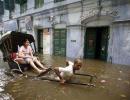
[84,27,109,61]
[37,29,43,53]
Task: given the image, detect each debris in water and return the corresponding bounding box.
[100,80,106,83]
[119,71,122,73]
[100,75,109,79]
[12,89,17,93]
[120,94,126,98]
[100,86,105,88]
[124,80,130,85]
[0,87,4,92]
[117,78,122,81]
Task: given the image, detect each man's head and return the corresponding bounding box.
[74,58,82,70]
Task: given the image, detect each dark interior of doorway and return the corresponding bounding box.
[37,29,43,53]
[84,26,109,60]
[95,28,102,59]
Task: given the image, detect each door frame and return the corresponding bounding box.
[53,28,67,56]
[84,26,109,61]
[37,29,43,53]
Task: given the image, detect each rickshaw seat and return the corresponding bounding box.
[0,31,36,73]
[9,52,31,72]
[10,52,17,60]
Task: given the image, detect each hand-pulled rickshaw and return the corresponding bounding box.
[0,31,38,73]
[0,31,97,86]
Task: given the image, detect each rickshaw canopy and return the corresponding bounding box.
[0,31,35,46]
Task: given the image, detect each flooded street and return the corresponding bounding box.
[0,55,130,100]
[0,59,14,99]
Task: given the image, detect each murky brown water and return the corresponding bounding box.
[0,59,14,99]
[0,55,130,100]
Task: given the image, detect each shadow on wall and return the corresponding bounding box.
[0,50,3,59]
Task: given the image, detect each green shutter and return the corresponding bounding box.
[15,0,27,4]
[16,0,27,4]
[20,0,27,5]
[4,0,9,10]
[15,0,20,4]
[39,0,44,7]
[4,0,15,11]
[53,29,66,56]
[35,0,44,8]
[10,0,15,11]
[20,0,27,13]
[0,1,4,15]
[35,0,39,8]
[54,0,64,3]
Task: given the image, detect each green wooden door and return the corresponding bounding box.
[84,28,96,58]
[53,29,66,56]
[100,28,109,60]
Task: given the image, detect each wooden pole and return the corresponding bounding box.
[39,77,95,87]
[74,73,97,83]
[74,73,97,78]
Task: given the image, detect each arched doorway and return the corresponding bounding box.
[82,15,113,61]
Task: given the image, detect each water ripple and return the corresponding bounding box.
[0,64,14,100]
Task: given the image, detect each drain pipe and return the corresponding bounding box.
[81,0,84,20]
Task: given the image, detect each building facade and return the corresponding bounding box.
[0,0,130,65]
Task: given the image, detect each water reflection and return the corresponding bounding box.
[0,55,130,100]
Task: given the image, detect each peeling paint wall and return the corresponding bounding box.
[108,23,130,65]
[67,26,82,58]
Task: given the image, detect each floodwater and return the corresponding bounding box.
[0,55,130,100]
[0,59,14,99]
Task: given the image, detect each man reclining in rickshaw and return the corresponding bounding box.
[15,39,50,75]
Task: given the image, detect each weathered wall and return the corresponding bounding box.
[66,3,83,58]
[13,4,20,18]
[33,14,52,55]
[27,0,35,14]
[1,0,130,65]
[108,22,130,65]
[67,26,82,58]
[2,10,9,21]
[43,29,52,55]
